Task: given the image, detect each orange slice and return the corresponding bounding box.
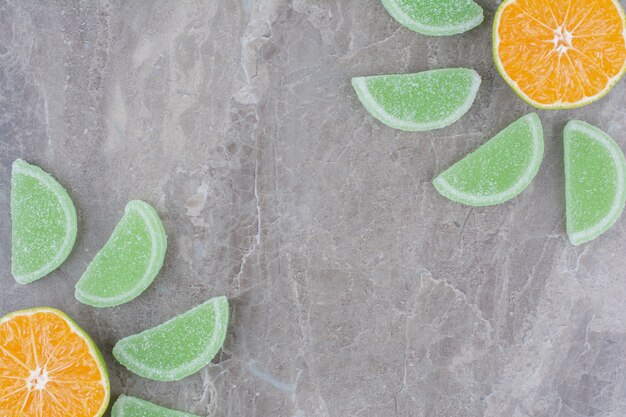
[494,0,626,109]
[0,308,109,417]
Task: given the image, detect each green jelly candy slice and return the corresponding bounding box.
[111,395,200,417]
[565,120,626,246]
[113,296,229,381]
[352,68,481,132]
[11,159,78,284]
[75,200,167,307]
[381,0,484,36]
[433,113,544,206]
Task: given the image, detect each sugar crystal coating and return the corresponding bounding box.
[352,68,481,132]
[564,120,626,245]
[381,0,484,36]
[112,395,200,417]
[433,113,544,206]
[75,200,167,307]
[11,159,78,284]
[113,296,229,381]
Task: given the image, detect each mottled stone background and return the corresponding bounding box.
[1,1,626,416]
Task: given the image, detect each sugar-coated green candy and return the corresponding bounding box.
[433,113,544,206]
[75,200,167,308]
[352,68,481,132]
[381,0,484,36]
[11,159,78,284]
[113,296,229,381]
[111,395,201,417]
[565,120,626,246]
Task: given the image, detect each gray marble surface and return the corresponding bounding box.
[1,1,626,416]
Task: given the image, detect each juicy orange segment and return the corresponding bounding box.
[0,308,109,417]
[494,0,626,109]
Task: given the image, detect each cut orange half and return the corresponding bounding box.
[494,0,626,109]
[0,308,110,417]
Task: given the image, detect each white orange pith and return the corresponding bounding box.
[0,308,109,417]
[494,0,626,109]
